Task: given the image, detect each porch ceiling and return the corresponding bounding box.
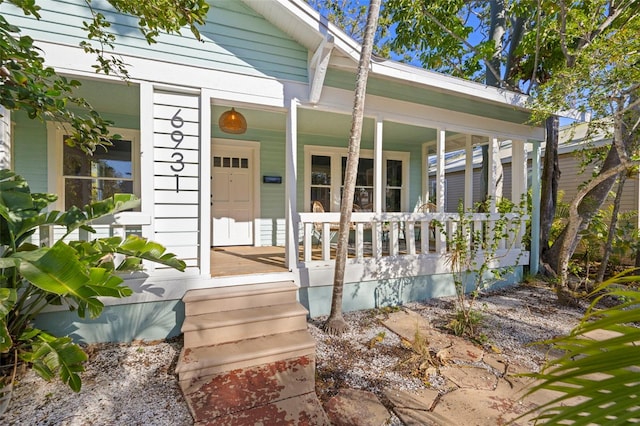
[66,78,466,150]
[211,104,439,147]
[68,77,140,117]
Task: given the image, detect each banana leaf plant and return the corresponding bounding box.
[0,170,185,403]
[522,270,640,425]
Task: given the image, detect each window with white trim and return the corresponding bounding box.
[48,125,140,210]
[304,146,409,212]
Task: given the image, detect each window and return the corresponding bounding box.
[385,159,402,212]
[304,146,409,212]
[310,155,331,212]
[48,124,140,210]
[63,139,135,209]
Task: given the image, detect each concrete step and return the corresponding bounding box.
[182,302,308,348]
[183,281,298,316]
[182,355,318,422]
[176,330,316,386]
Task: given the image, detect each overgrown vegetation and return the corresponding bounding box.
[437,199,527,341]
[549,191,639,289]
[0,170,185,408]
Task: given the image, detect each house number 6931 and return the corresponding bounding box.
[170,109,185,192]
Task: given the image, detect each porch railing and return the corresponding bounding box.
[298,211,528,264]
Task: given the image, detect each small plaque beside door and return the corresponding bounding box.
[263,176,282,184]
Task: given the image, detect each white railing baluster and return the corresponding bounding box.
[406,222,416,255]
[322,222,331,261]
[355,222,364,261]
[304,222,312,262]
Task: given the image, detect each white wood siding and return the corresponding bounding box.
[153,91,201,268]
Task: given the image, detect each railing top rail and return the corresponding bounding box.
[298,212,528,222]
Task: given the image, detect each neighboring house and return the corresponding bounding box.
[441,123,639,219]
[553,124,639,216]
[0,0,545,343]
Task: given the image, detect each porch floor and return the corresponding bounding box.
[211,239,435,277]
[210,246,288,277]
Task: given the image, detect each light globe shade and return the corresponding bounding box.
[218,108,247,134]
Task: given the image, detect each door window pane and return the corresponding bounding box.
[385,188,401,212]
[311,187,331,212]
[311,155,331,185]
[341,157,374,186]
[341,157,374,210]
[386,159,402,187]
[311,155,331,211]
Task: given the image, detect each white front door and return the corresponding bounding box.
[211,145,254,246]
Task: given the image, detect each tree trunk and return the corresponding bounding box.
[540,115,560,268]
[479,0,507,206]
[323,0,380,335]
[596,172,626,283]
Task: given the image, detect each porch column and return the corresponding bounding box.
[373,118,383,258]
[464,134,473,210]
[511,140,527,249]
[374,118,383,213]
[285,97,299,270]
[139,83,156,273]
[436,128,445,253]
[530,140,542,275]
[199,91,212,276]
[0,106,10,169]
[488,136,500,212]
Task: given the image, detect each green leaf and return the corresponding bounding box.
[0,288,16,352]
[115,235,186,271]
[521,274,640,424]
[15,243,90,295]
[20,330,87,392]
[0,258,19,269]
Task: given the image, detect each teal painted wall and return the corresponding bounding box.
[13,112,48,192]
[34,267,522,343]
[299,266,524,318]
[35,300,185,344]
[0,0,308,83]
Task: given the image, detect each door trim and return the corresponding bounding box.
[211,138,261,246]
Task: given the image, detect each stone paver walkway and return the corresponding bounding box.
[322,308,601,425]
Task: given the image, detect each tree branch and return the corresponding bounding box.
[419,5,514,90]
[528,0,543,94]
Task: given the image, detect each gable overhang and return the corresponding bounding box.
[241,0,532,114]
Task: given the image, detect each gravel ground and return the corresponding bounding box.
[1,281,588,425]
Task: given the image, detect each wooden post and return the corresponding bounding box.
[464,134,473,210]
[436,129,446,254]
[373,118,383,257]
[530,140,541,275]
[285,97,299,270]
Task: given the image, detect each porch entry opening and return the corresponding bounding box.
[211,145,254,246]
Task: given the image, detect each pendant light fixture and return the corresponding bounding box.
[218,107,247,134]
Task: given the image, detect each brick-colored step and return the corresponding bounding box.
[194,392,331,426]
[183,356,317,421]
[177,330,316,386]
[182,303,308,348]
[183,281,298,316]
